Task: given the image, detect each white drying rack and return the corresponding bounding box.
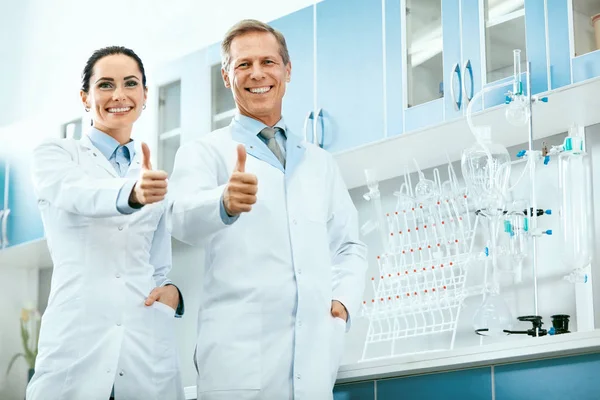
[360,187,480,362]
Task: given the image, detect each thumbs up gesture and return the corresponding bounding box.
[129,142,168,206]
[223,144,258,216]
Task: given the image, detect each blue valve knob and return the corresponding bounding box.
[540,97,549,103]
[484,247,489,257]
[549,327,556,335]
[517,150,526,158]
[544,155,550,165]
[505,95,512,104]
[544,230,553,235]
[545,209,552,215]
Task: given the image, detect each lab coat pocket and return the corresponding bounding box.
[329,317,346,385]
[196,305,261,392]
[153,300,176,317]
[152,303,178,373]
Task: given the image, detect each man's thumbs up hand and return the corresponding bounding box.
[223,144,258,217]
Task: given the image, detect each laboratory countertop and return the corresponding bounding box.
[183,330,600,399]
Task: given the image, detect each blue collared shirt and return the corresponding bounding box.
[219,113,288,225]
[87,127,184,318]
[87,127,139,215]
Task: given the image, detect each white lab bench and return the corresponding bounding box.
[181,330,600,399]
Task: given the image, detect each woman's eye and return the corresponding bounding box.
[98,82,112,89]
[125,80,138,87]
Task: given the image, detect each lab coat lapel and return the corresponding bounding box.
[80,135,118,178]
[284,132,306,179]
[230,122,285,173]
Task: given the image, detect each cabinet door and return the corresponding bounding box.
[6,146,44,247]
[461,0,484,113]
[316,0,384,152]
[270,6,315,141]
[481,0,549,108]
[401,0,446,131]
[569,0,600,83]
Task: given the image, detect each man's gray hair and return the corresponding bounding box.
[221,19,290,70]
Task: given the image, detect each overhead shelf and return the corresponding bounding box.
[334,77,600,190]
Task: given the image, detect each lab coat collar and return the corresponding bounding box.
[230,112,306,177]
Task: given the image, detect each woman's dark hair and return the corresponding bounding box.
[81,46,147,93]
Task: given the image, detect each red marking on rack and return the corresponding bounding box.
[410,249,414,253]
[402,250,406,255]
[422,267,426,271]
[432,288,436,292]
[406,293,410,297]
[442,221,445,225]
[411,208,415,211]
[459,217,463,221]
[441,264,444,268]
[420,205,423,209]
[425,290,428,293]
[380,276,384,279]
[413,269,417,273]
[386,213,390,217]
[408,229,411,232]
[464,195,467,199]
[418,247,422,251]
[455,239,459,243]
[371,277,375,281]
[399,231,403,234]
[372,299,375,303]
[443,286,447,289]
[388,274,392,277]
[416,227,419,230]
[395,211,399,215]
[437,201,441,205]
[437,243,441,247]
[388,296,391,300]
[424,225,428,229]
[390,233,394,236]
[450,262,454,266]
[428,245,431,249]
[396,295,400,299]
[414,292,418,296]
[432,266,435,269]
[405,271,409,275]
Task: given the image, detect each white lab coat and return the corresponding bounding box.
[167,121,367,400]
[26,136,184,400]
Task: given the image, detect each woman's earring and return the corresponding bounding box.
[143,104,146,110]
[85,107,90,112]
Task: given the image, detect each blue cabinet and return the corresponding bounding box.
[495,353,600,400]
[270,6,314,140]
[316,0,385,152]
[377,367,493,400]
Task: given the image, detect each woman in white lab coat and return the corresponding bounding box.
[26,46,184,400]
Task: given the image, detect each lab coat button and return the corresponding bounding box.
[296,373,301,380]
[292,219,297,225]
[118,226,124,231]
[116,322,121,326]
[106,369,111,374]
[115,273,121,279]
[298,320,302,327]
[119,370,124,376]
[298,269,302,275]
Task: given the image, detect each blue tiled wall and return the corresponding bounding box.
[334,353,600,399]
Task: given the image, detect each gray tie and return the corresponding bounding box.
[259,127,286,168]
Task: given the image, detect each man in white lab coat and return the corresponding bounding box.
[167,19,367,399]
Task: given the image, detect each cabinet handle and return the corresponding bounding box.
[314,108,324,148]
[303,111,314,143]
[0,210,3,248]
[1,208,9,249]
[450,63,463,111]
[463,59,474,103]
